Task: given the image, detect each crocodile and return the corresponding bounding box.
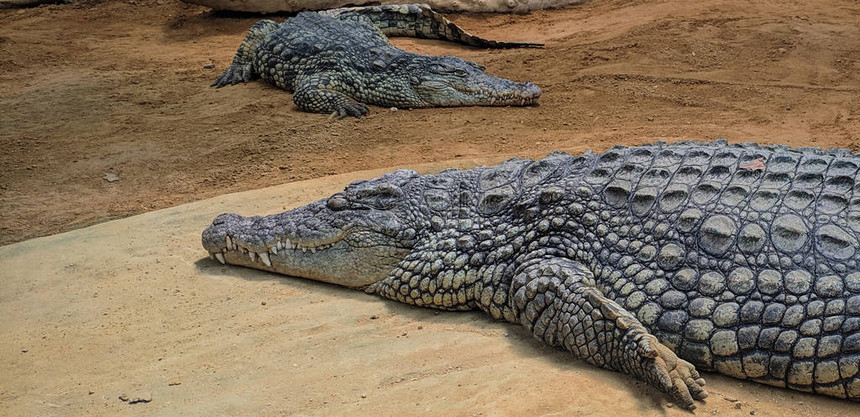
[211,3,542,118]
[202,140,860,409]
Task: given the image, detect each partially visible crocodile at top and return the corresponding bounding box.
[202,140,860,409]
[211,3,542,118]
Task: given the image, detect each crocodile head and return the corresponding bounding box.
[202,170,423,288]
[411,55,541,107]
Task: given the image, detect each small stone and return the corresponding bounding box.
[389,107,398,112]
[168,381,181,386]
[203,63,215,69]
[666,402,674,408]
[417,325,423,330]
[733,402,742,409]
[361,394,367,399]
[648,117,655,122]
[104,173,120,182]
[370,315,378,319]
[119,394,129,402]
[750,411,757,416]
[261,301,267,306]
[128,393,152,404]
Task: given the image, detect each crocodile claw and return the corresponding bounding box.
[648,340,709,410]
[211,63,254,88]
[335,102,370,119]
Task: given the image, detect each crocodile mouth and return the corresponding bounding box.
[451,81,541,106]
[203,214,407,288]
[208,229,350,267]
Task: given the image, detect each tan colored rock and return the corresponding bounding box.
[180,0,589,14]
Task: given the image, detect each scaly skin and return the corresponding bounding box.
[203,140,860,409]
[211,4,541,118]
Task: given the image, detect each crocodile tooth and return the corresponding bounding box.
[277,241,283,250]
[270,246,277,254]
[301,247,307,253]
[209,253,215,260]
[249,251,257,262]
[214,253,226,264]
[310,247,317,254]
[259,252,272,267]
[226,236,232,249]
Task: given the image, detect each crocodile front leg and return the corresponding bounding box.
[509,258,709,410]
[212,20,280,87]
[293,74,370,118]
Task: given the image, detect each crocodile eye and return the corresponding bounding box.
[352,184,403,209]
[453,68,468,77]
[326,196,349,211]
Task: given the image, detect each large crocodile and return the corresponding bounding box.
[202,140,860,409]
[211,4,542,118]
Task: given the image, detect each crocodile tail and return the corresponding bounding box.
[319,4,543,49]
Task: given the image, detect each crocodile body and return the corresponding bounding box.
[203,140,860,408]
[211,4,541,118]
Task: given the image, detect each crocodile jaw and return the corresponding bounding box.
[211,239,405,288]
[202,212,409,288]
[411,55,541,108]
[416,79,542,107]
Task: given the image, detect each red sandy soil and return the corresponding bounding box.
[0,0,857,246]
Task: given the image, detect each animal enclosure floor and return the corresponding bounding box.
[0,1,859,414]
[0,0,858,246]
[1,164,857,416]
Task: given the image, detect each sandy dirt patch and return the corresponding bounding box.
[1,0,858,246]
[1,164,858,416]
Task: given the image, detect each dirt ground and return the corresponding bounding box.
[1,0,858,246]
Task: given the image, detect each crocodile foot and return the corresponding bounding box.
[329,101,370,119]
[211,63,254,88]
[636,334,708,410]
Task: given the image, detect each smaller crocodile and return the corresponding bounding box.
[212,3,542,118]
